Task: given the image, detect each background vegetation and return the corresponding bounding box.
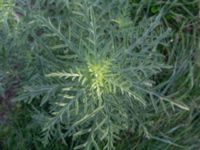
[0,0,200,150]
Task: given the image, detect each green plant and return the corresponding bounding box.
[11,1,192,149]
[130,0,199,32]
[1,0,199,149]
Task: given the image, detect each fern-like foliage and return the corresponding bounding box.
[12,0,190,149]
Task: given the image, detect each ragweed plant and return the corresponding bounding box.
[12,0,190,149]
